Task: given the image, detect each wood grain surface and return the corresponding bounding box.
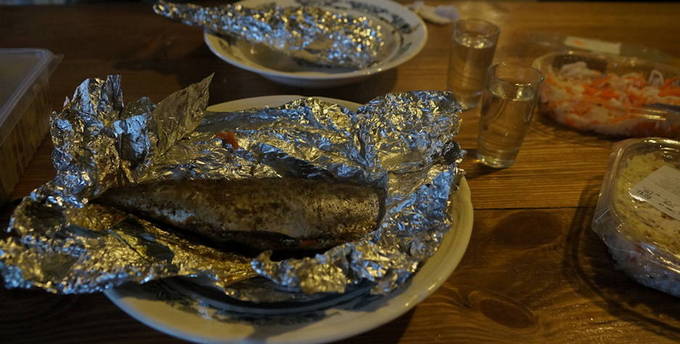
[1,1,680,343]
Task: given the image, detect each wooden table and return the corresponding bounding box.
[2,1,680,343]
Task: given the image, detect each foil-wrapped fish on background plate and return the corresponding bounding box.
[153,0,388,69]
[170,0,428,88]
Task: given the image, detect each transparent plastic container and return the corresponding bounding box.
[592,138,680,297]
[527,33,676,65]
[532,51,680,138]
[0,48,59,205]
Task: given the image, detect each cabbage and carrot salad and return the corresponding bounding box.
[540,61,680,137]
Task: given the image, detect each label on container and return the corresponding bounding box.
[564,36,621,55]
[630,165,680,221]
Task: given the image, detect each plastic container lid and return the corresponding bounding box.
[592,137,680,297]
[0,48,56,144]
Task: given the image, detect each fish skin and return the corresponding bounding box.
[98,178,381,251]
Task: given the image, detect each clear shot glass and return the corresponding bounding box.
[477,63,544,168]
[447,19,500,110]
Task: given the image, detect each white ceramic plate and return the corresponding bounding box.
[105,96,472,344]
[204,0,427,88]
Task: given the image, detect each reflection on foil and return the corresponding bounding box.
[0,74,464,302]
[152,0,387,69]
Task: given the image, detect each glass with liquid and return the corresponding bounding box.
[447,19,499,110]
[477,63,544,168]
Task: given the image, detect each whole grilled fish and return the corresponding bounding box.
[98,178,382,251]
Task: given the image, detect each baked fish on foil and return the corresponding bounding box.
[98,178,382,251]
[0,73,464,298]
[153,0,387,69]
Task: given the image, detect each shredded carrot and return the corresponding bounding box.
[628,93,645,107]
[598,89,619,99]
[659,88,680,97]
[589,76,610,88]
[662,77,680,88]
[583,86,599,96]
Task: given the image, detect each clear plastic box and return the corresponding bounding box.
[0,49,59,205]
[592,138,680,297]
[533,51,680,138]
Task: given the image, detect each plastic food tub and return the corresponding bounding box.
[592,137,680,297]
[0,48,59,205]
[533,51,680,138]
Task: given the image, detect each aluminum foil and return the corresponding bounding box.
[153,0,386,69]
[1,75,258,293]
[0,75,464,298]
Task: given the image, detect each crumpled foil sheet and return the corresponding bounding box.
[152,0,386,69]
[0,75,464,298]
[1,75,257,293]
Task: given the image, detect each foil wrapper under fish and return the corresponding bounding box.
[152,0,386,69]
[0,75,464,299]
